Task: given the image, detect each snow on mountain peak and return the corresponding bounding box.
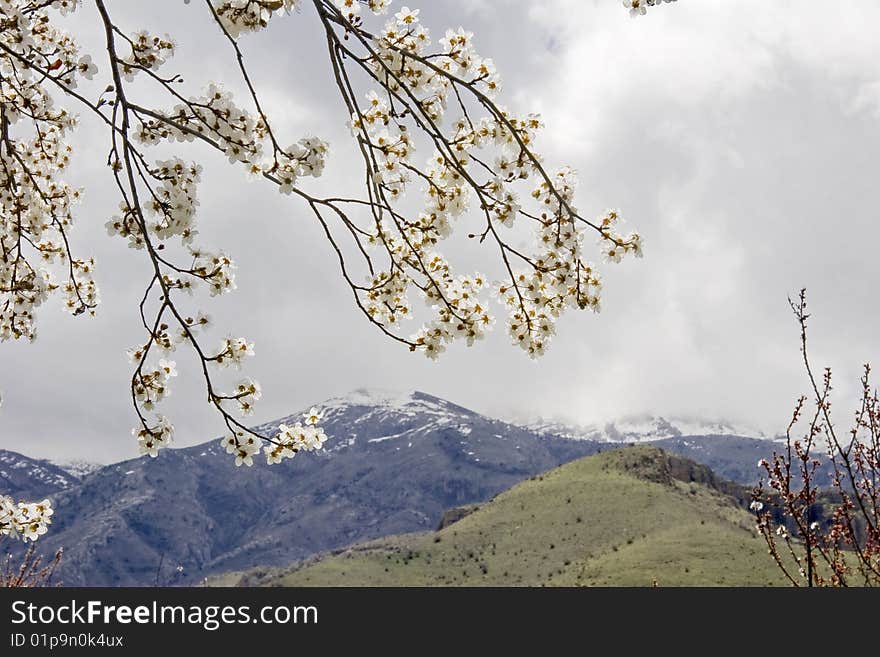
[49,459,105,479]
[526,414,769,443]
[265,390,769,448]
[0,449,80,494]
[320,388,473,419]
[325,388,424,410]
[241,389,479,454]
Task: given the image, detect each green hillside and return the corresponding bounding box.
[231,447,787,587]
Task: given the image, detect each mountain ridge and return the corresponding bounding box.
[232,446,786,587]
[526,413,773,444]
[0,389,787,586]
[2,390,602,585]
[0,449,81,500]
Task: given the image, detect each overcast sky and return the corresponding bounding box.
[2,0,880,462]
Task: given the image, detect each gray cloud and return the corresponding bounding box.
[2,0,879,462]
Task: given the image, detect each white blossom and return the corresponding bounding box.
[0,496,53,543]
[220,432,261,467]
[303,406,324,425]
[623,0,677,18]
[212,336,254,368]
[212,0,300,39]
[134,415,175,457]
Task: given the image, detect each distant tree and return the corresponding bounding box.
[752,290,880,586]
[0,1,650,465]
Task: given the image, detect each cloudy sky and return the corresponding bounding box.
[2,0,880,462]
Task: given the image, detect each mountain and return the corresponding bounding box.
[2,390,603,586]
[0,390,796,586]
[650,435,797,486]
[529,415,789,485]
[231,446,787,587]
[0,449,80,500]
[527,414,771,443]
[49,459,105,479]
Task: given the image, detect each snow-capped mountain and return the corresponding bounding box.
[191,389,514,462]
[5,390,602,586]
[1,389,789,586]
[0,449,80,500]
[49,459,105,479]
[527,414,771,444]
[258,388,484,450]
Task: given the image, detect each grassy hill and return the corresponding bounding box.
[230,447,787,587]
